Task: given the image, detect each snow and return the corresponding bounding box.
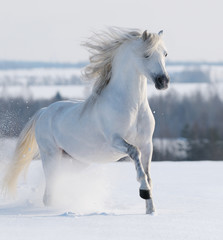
[166,64,223,83]
[0,139,223,240]
[1,82,223,100]
[0,68,81,83]
[1,65,223,100]
[0,85,89,100]
[147,82,223,100]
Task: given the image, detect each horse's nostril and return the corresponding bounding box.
[156,75,169,84]
[156,76,163,83]
[154,75,169,90]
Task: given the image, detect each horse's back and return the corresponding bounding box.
[35,100,83,148]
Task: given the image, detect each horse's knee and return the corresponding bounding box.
[127,145,141,160]
[145,173,152,187]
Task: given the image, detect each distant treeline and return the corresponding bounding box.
[149,90,223,139]
[150,90,223,160]
[169,69,211,83]
[1,90,223,160]
[0,61,86,70]
[1,60,223,70]
[0,93,63,137]
[0,68,213,87]
[0,60,222,86]
[0,74,83,86]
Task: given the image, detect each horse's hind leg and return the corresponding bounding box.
[39,144,62,206]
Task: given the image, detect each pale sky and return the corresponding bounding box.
[0,0,222,62]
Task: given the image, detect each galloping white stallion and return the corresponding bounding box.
[3,28,169,214]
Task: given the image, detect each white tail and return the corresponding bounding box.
[2,109,43,196]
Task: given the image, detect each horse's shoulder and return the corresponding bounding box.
[136,102,155,138]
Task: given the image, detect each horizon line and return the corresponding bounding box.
[1,60,223,70]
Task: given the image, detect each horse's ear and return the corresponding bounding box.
[142,30,148,41]
[158,30,163,37]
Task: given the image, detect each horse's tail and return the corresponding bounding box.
[2,109,44,196]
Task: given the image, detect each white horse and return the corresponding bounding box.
[3,27,169,214]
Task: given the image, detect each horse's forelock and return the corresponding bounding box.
[144,33,161,57]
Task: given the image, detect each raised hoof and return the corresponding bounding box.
[139,189,151,199]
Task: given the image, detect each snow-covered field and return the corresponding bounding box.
[1,64,223,100]
[0,64,223,239]
[0,139,223,240]
[0,85,89,100]
[1,82,223,100]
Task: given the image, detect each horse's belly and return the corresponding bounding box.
[72,145,125,163]
[80,149,125,163]
[64,140,126,163]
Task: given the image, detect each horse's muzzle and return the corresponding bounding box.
[155,74,170,90]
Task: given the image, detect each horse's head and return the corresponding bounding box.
[83,27,170,96]
[139,30,170,90]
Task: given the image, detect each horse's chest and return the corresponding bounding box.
[127,108,155,143]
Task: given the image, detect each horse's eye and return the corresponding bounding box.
[164,52,168,57]
[145,55,149,58]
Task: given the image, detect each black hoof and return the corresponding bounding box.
[139,189,151,199]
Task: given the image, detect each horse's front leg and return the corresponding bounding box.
[140,143,155,214]
[112,135,151,202]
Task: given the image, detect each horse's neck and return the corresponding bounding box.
[108,46,147,107]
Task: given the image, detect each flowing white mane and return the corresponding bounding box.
[82,27,161,106]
